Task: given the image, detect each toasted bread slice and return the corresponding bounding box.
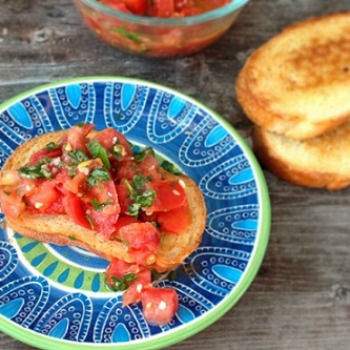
[253,123,350,190]
[236,12,350,140]
[1,130,206,272]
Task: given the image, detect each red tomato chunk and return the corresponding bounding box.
[99,0,231,17]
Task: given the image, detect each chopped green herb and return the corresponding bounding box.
[108,273,136,291]
[161,160,181,175]
[87,168,111,188]
[46,142,59,150]
[91,198,113,211]
[18,163,52,179]
[68,235,77,241]
[87,140,111,169]
[69,149,89,163]
[134,147,155,163]
[124,180,138,200]
[68,168,76,178]
[2,190,11,196]
[126,189,156,217]
[136,189,155,207]
[39,157,52,165]
[132,173,148,191]
[126,203,141,217]
[76,122,85,127]
[113,27,142,44]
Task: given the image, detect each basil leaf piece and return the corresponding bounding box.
[161,160,181,175]
[134,147,155,163]
[132,173,149,191]
[18,164,52,179]
[136,189,155,207]
[87,140,111,169]
[69,149,89,163]
[91,198,113,211]
[87,168,111,188]
[109,273,136,291]
[45,142,59,150]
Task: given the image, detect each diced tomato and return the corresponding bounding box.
[122,0,147,15]
[0,190,25,219]
[86,180,120,238]
[157,205,191,234]
[141,287,178,326]
[29,146,63,165]
[129,247,156,265]
[115,182,132,213]
[89,208,119,239]
[123,268,152,306]
[105,258,140,287]
[66,123,94,151]
[149,0,175,17]
[148,180,187,212]
[94,128,133,155]
[115,215,140,234]
[63,172,87,194]
[138,155,162,181]
[43,194,65,214]
[119,222,160,251]
[99,0,132,13]
[62,192,92,229]
[115,159,139,181]
[25,180,60,213]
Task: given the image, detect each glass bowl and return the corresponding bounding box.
[73,0,250,57]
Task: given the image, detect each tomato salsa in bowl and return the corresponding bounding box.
[73,0,250,57]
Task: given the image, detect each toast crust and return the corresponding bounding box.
[1,129,206,272]
[236,12,350,140]
[253,124,350,190]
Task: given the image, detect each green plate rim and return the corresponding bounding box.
[0,76,271,350]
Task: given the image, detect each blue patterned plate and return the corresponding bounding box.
[0,77,270,350]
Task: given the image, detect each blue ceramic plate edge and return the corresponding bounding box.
[0,76,271,350]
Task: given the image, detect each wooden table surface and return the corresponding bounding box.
[1,0,350,349]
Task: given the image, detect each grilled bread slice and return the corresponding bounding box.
[1,130,206,272]
[236,12,350,141]
[253,123,350,190]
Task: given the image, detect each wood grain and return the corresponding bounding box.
[1,0,350,349]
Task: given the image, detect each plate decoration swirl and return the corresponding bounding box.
[0,77,270,350]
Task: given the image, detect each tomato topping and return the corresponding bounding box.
[62,192,92,229]
[121,0,147,15]
[66,123,94,151]
[116,182,133,213]
[25,180,60,213]
[87,180,120,238]
[119,222,160,251]
[141,287,178,326]
[157,205,191,234]
[150,0,175,17]
[43,194,65,214]
[138,154,162,181]
[63,172,87,194]
[105,258,140,288]
[0,190,25,219]
[148,180,187,212]
[114,215,140,233]
[94,127,132,156]
[122,267,152,306]
[29,146,63,165]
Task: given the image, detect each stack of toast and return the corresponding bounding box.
[236,12,350,190]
